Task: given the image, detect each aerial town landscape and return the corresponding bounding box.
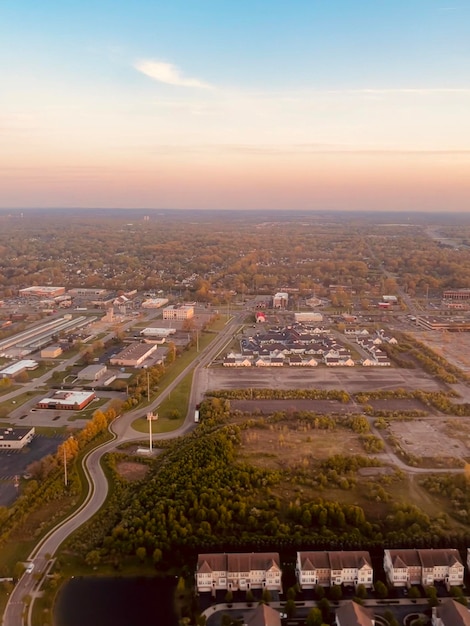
[1,209,470,626]
[2,0,470,624]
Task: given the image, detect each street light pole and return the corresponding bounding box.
[147,412,158,453]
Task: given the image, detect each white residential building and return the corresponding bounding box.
[296,551,373,589]
[384,549,464,588]
[196,553,282,593]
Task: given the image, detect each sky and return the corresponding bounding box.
[1,0,470,212]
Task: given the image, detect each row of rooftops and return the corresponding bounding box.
[197,548,467,575]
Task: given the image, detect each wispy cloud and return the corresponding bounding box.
[134,59,212,89]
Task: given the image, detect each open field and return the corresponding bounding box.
[237,421,367,471]
[232,414,466,528]
[413,330,470,373]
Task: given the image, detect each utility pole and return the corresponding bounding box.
[64,444,68,487]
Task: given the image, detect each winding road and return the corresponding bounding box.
[2,313,241,626]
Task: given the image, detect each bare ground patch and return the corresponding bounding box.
[412,331,470,374]
[115,461,150,482]
[388,419,469,462]
[231,399,360,415]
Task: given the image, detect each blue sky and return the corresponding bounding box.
[1,0,470,210]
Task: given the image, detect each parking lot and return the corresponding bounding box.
[0,434,65,505]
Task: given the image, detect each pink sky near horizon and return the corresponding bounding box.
[1,150,469,211]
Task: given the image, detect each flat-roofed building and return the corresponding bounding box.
[78,364,107,381]
[140,328,176,338]
[443,289,470,301]
[37,390,96,410]
[141,298,169,309]
[294,312,323,323]
[68,288,109,298]
[19,286,65,298]
[109,342,157,367]
[415,315,470,331]
[0,360,38,378]
[273,292,288,308]
[163,304,194,320]
[40,345,63,358]
[0,426,35,449]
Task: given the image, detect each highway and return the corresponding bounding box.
[2,312,242,626]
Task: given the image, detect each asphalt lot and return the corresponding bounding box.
[203,365,446,394]
[0,434,65,505]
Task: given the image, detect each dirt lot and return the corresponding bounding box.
[115,461,149,481]
[413,330,470,373]
[388,418,470,461]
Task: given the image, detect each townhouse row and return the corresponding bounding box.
[196,548,468,594]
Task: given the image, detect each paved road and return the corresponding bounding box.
[2,313,243,626]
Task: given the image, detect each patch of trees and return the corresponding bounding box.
[421,474,470,523]
[67,401,457,567]
[210,388,350,402]
[355,389,470,416]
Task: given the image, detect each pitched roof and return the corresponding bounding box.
[299,551,372,571]
[336,601,374,626]
[247,603,282,626]
[387,549,463,569]
[436,598,470,626]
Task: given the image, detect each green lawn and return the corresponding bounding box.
[132,372,193,433]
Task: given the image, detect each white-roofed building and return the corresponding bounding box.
[37,390,96,410]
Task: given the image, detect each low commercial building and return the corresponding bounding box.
[19,286,65,298]
[0,427,35,450]
[415,315,470,331]
[141,298,169,309]
[294,312,323,323]
[40,345,63,358]
[273,292,288,308]
[0,360,38,378]
[37,390,96,410]
[140,327,176,338]
[162,304,194,320]
[196,553,282,593]
[78,364,107,381]
[109,342,158,367]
